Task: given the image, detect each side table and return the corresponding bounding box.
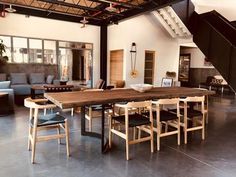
[0,92,11,116]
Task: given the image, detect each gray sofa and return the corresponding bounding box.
[10,73,55,96]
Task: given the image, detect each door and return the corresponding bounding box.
[144,51,155,84]
[110,50,123,85]
[178,54,191,86]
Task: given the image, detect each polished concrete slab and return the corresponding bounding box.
[0,95,236,177]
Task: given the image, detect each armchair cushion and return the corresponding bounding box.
[29,73,45,84]
[10,73,28,85]
[0,81,11,89]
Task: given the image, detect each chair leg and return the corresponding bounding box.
[177,119,180,146]
[138,128,141,139]
[31,127,37,164]
[28,127,32,151]
[44,108,47,115]
[126,138,129,160]
[88,108,92,131]
[133,127,136,140]
[71,108,74,116]
[150,125,154,153]
[109,117,112,148]
[65,120,70,157]
[157,122,161,151]
[57,125,61,144]
[202,115,205,140]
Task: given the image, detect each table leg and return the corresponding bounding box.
[80,105,109,153]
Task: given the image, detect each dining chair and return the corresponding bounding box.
[84,89,113,131]
[24,97,70,163]
[109,101,154,160]
[180,96,205,144]
[141,98,180,151]
[196,88,209,124]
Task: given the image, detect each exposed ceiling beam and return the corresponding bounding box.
[38,0,100,12]
[0,4,102,25]
[89,0,141,9]
[38,0,123,16]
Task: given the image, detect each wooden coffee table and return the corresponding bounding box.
[0,92,10,116]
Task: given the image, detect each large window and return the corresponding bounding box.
[44,40,57,64]
[12,37,28,63]
[0,36,11,62]
[29,39,43,63]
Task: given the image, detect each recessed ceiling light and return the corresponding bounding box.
[105,3,116,12]
[5,5,16,13]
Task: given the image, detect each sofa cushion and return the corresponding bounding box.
[11,84,31,95]
[0,81,11,89]
[10,73,28,85]
[46,75,54,84]
[29,73,45,84]
[0,73,7,81]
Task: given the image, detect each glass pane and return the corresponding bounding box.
[29,39,42,63]
[13,37,28,63]
[0,36,11,63]
[44,40,57,64]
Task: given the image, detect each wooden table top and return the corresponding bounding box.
[44,87,215,109]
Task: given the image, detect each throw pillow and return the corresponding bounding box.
[0,81,11,89]
[10,73,28,85]
[46,75,55,84]
[0,73,7,81]
[29,73,45,84]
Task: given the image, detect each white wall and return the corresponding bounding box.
[108,14,180,87]
[192,0,236,21]
[0,13,100,84]
[181,47,214,68]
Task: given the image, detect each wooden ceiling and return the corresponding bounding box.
[0,0,183,26]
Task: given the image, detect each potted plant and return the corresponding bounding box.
[0,39,9,65]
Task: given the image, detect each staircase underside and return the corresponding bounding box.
[188,10,236,91]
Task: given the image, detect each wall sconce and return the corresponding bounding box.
[130,42,137,78]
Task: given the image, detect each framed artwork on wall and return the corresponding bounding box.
[161,78,173,87]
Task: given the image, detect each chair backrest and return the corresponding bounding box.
[24,97,56,110]
[94,79,105,89]
[182,96,205,103]
[180,96,205,113]
[153,98,180,117]
[126,101,152,109]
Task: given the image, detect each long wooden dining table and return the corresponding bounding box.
[44,87,214,153]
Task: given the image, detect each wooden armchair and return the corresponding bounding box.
[24,98,70,163]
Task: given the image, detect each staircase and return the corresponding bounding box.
[188,10,236,91]
[152,6,191,38]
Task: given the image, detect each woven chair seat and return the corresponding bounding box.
[142,110,178,121]
[112,113,151,127]
[170,108,202,118]
[31,113,66,127]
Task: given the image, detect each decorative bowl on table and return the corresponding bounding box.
[130,84,153,93]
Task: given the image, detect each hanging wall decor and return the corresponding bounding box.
[130,42,137,78]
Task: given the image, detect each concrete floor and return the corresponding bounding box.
[1,94,236,177]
